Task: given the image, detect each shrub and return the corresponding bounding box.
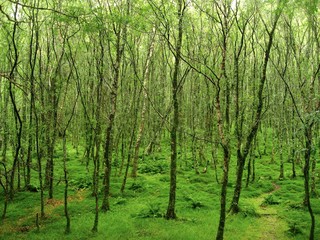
[286,222,303,236]
[128,182,145,192]
[134,203,163,218]
[139,160,168,174]
[261,194,280,207]
[240,205,260,218]
[183,195,206,209]
[114,197,127,205]
[288,201,304,210]
[69,177,92,190]
[159,175,170,182]
[26,184,39,192]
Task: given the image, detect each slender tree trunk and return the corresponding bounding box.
[35,103,45,219]
[8,3,22,199]
[120,127,135,193]
[211,148,219,184]
[92,29,105,232]
[303,126,315,240]
[1,87,9,163]
[132,27,156,178]
[279,142,284,180]
[0,162,9,220]
[101,1,128,211]
[118,134,125,177]
[215,88,231,240]
[246,149,253,187]
[26,3,39,189]
[63,135,70,234]
[291,110,296,178]
[251,155,256,183]
[165,0,184,220]
[310,154,316,197]
[91,126,101,232]
[229,9,281,213]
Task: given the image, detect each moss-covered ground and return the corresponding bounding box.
[0,142,319,239]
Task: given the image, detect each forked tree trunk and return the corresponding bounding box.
[229,9,281,213]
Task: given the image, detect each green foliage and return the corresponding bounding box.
[114,196,127,205]
[1,128,319,240]
[25,184,39,192]
[139,159,168,174]
[240,205,261,218]
[159,175,170,182]
[261,194,281,206]
[183,195,205,209]
[287,201,305,210]
[134,203,164,219]
[286,222,303,236]
[128,181,145,192]
[69,176,92,190]
[188,175,211,184]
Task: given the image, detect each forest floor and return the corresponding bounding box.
[242,183,290,240]
[0,145,319,240]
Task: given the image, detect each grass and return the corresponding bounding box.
[0,141,319,240]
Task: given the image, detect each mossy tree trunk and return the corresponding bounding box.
[165,0,186,220]
[101,0,128,212]
[230,5,282,214]
[91,26,105,232]
[8,2,22,201]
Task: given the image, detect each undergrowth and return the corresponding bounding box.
[0,142,319,240]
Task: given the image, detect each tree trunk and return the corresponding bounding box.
[0,162,9,220]
[279,143,284,180]
[165,0,184,220]
[63,135,71,234]
[91,29,105,231]
[303,126,315,240]
[229,8,281,214]
[310,154,317,197]
[132,27,156,178]
[216,146,230,240]
[8,5,22,199]
[215,84,231,240]
[101,1,128,211]
[35,104,45,219]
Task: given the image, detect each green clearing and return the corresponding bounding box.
[1,143,319,240]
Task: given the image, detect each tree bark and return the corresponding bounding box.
[8,2,22,200]
[101,1,128,211]
[303,126,315,240]
[165,0,184,220]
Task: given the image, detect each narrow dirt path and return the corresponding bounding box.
[242,183,289,240]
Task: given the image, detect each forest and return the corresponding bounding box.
[0,0,319,239]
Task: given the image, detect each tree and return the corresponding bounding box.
[229,0,283,214]
[131,26,157,178]
[101,0,129,212]
[164,0,186,220]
